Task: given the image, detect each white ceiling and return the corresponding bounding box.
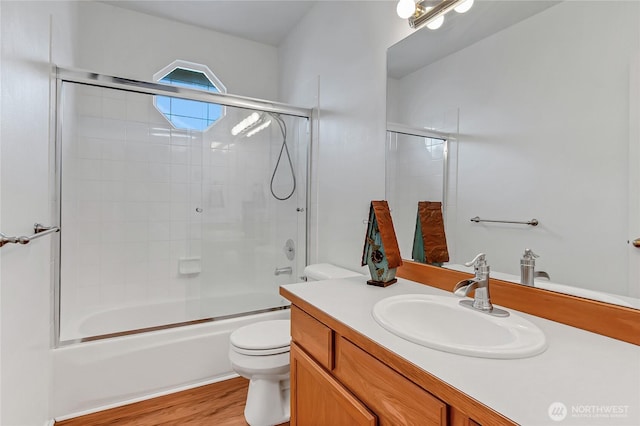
[102,0,561,73]
[101,1,317,46]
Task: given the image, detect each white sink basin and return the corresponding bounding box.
[372,294,547,359]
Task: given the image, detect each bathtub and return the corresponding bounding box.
[52,307,290,420]
[60,292,290,342]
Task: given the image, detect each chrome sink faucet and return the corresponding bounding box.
[520,249,538,286]
[520,249,550,286]
[453,253,509,317]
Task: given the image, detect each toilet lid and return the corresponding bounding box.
[230,319,291,351]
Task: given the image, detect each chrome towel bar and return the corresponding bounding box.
[0,223,60,248]
[470,216,539,227]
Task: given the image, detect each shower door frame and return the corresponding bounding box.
[53,67,313,347]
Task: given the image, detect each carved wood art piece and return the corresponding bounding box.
[412,201,449,265]
[361,201,403,287]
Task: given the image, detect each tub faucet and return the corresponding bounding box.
[453,253,509,317]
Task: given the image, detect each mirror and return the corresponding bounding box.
[386,0,640,308]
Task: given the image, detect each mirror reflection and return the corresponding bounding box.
[411,201,449,266]
[386,0,640,308]
[386,129,447,256]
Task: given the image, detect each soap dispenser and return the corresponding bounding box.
[520,249,539,286]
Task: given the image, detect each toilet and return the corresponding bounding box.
[228,263,362,426]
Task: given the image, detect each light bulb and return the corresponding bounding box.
[427,15,444,29]
[396,0,415,19]
[424,7,445,30]
[454,0,474,14]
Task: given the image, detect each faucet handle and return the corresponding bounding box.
[523,248,539,259]
[463,253,486,268]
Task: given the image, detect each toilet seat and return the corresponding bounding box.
[231,345,290,356]
[230,319,291,356]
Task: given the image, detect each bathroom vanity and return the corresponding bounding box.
[288,305,477,425]
[280,274,640,425]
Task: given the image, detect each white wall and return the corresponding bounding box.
[1,0,289,421]
[75,1,279,100]
[392,1,639,295]
[0,1,78,425]
[278,1,410,271]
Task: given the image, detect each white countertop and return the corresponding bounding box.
[282,276,640,426]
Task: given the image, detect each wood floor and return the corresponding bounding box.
[55,377,289,426]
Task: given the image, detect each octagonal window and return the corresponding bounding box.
[153,61,226,132]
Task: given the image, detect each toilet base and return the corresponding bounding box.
[244,375,290,426]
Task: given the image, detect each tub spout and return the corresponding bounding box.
[274,267,293,276]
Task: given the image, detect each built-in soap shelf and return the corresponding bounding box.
[179,257,201,275]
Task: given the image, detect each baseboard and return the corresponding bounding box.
[44,419,55,426]
[53,373,239,422]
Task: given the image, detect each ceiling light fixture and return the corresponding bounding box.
[397,0,474,30]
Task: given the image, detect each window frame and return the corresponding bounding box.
[153,60,227,131]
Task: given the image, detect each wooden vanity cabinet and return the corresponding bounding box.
[289,305,485,426]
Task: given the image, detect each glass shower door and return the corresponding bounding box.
[195,109,308,317]
[56,78,309,344]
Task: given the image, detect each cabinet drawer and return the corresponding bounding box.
[290,306,333,370]
[334,336,447,426]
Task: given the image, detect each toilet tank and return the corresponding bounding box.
[303,263,363,281]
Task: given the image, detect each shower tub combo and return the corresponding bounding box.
[51,68,311,419]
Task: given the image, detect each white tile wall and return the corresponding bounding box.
[59,85,308,339]
[199,112,307,299]
[60,85,207,337]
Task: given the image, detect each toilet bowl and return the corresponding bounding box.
[228,263,362,426]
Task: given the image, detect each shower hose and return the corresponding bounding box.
[269,113,296,201]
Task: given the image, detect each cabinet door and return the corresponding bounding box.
[290,343,376,426]
[334,336,446,426]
